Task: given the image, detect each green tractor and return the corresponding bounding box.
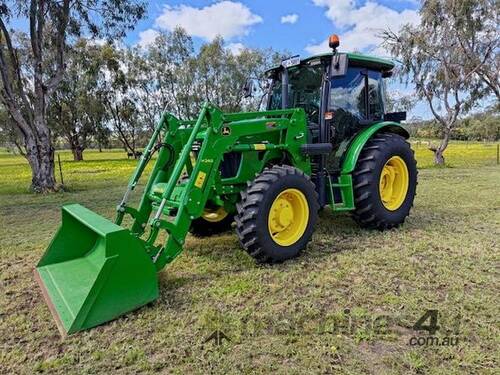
[35,35,417,335]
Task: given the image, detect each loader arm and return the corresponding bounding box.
[114,103,310,271]
[36,103,310,334]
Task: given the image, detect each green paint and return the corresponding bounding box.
[35,104,311,334]
[35,204,158,334]
[340,122,409,174]
[35,97,409,334]
[328,174,355,212]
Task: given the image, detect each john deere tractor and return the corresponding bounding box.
[35,35,417,335]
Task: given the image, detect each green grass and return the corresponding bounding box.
[0,142,499,374]
[410,140,499,169]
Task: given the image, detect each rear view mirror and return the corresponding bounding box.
[331,54,348,77]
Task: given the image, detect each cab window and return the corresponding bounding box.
[269,64,324,123]
[329,67,384,120]
[367,70,384,120]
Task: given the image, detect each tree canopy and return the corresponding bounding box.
[0,0,146,191]
[382,0,499,164]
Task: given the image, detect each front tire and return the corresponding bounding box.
[235,165,319,263]
[351,133,417,230]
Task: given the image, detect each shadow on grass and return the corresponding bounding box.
[417,163,455,170]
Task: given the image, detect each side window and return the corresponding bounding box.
[330,68,384,121]
[269,81,282,110]
[367,71,383,120]
[287,65,323,123]
[330,67,367,120]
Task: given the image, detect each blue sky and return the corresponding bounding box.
[9,0,432,118]
[129,0,420,57]
[126,0,429,118]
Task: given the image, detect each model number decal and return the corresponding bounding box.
[194,171,207,188]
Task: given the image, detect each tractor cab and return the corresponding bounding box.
[264,35,407,206]
[266,48,399,152]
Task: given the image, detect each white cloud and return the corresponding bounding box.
[89,38,107,46]
[281,14,299,24]
[305,40,329,55]
[155,1,262,41]
[312,0,354,28]
[306,0,419,55]
[226,42,245,55]
[137,29,160,48]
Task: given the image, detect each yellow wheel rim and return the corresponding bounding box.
[202,207,229,223]
[268,188,309,246]
[379,156,409,211]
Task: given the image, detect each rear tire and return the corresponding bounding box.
[235,165,319,263]
[351,133,417,230]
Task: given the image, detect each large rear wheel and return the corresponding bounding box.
[236,165,319,263]
[352,133,417,230]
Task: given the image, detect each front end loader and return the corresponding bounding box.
[35,35,417,335]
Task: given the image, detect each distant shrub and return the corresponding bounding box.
[407,110,499,141]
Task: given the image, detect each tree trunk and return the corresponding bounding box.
[72,147,84,161]
[432,129,451,165]
[1,0,72,193]
[68,134,84,161]
[24,135,57,192]
[433,148,445,165]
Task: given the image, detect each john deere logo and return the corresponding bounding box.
[222,126,231,136]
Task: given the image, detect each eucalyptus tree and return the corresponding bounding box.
[96,29,279,157]
[143,28,198,119]
[135,29,272,120]
[195,37,273,113]
[449,0,499,101]
[49,39,107,161]
[0,0,145,191]
[382,0,499,165]
[124,47,159,133]
[99,43,143,156]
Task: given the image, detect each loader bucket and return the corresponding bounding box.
[35,204,159,335]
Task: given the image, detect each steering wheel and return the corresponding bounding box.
[300,102,320,120]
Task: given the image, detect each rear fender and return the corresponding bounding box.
[340,122,409,174]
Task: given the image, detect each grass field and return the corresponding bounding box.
[0,141,499,374]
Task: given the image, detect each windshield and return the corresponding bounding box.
[268,64,324,123]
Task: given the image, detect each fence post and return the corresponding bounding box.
[57,153,64,186]
[497,144,499,165]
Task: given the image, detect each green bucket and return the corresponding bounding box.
[35,204,158,335]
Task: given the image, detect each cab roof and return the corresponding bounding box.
[267,52,395,74]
